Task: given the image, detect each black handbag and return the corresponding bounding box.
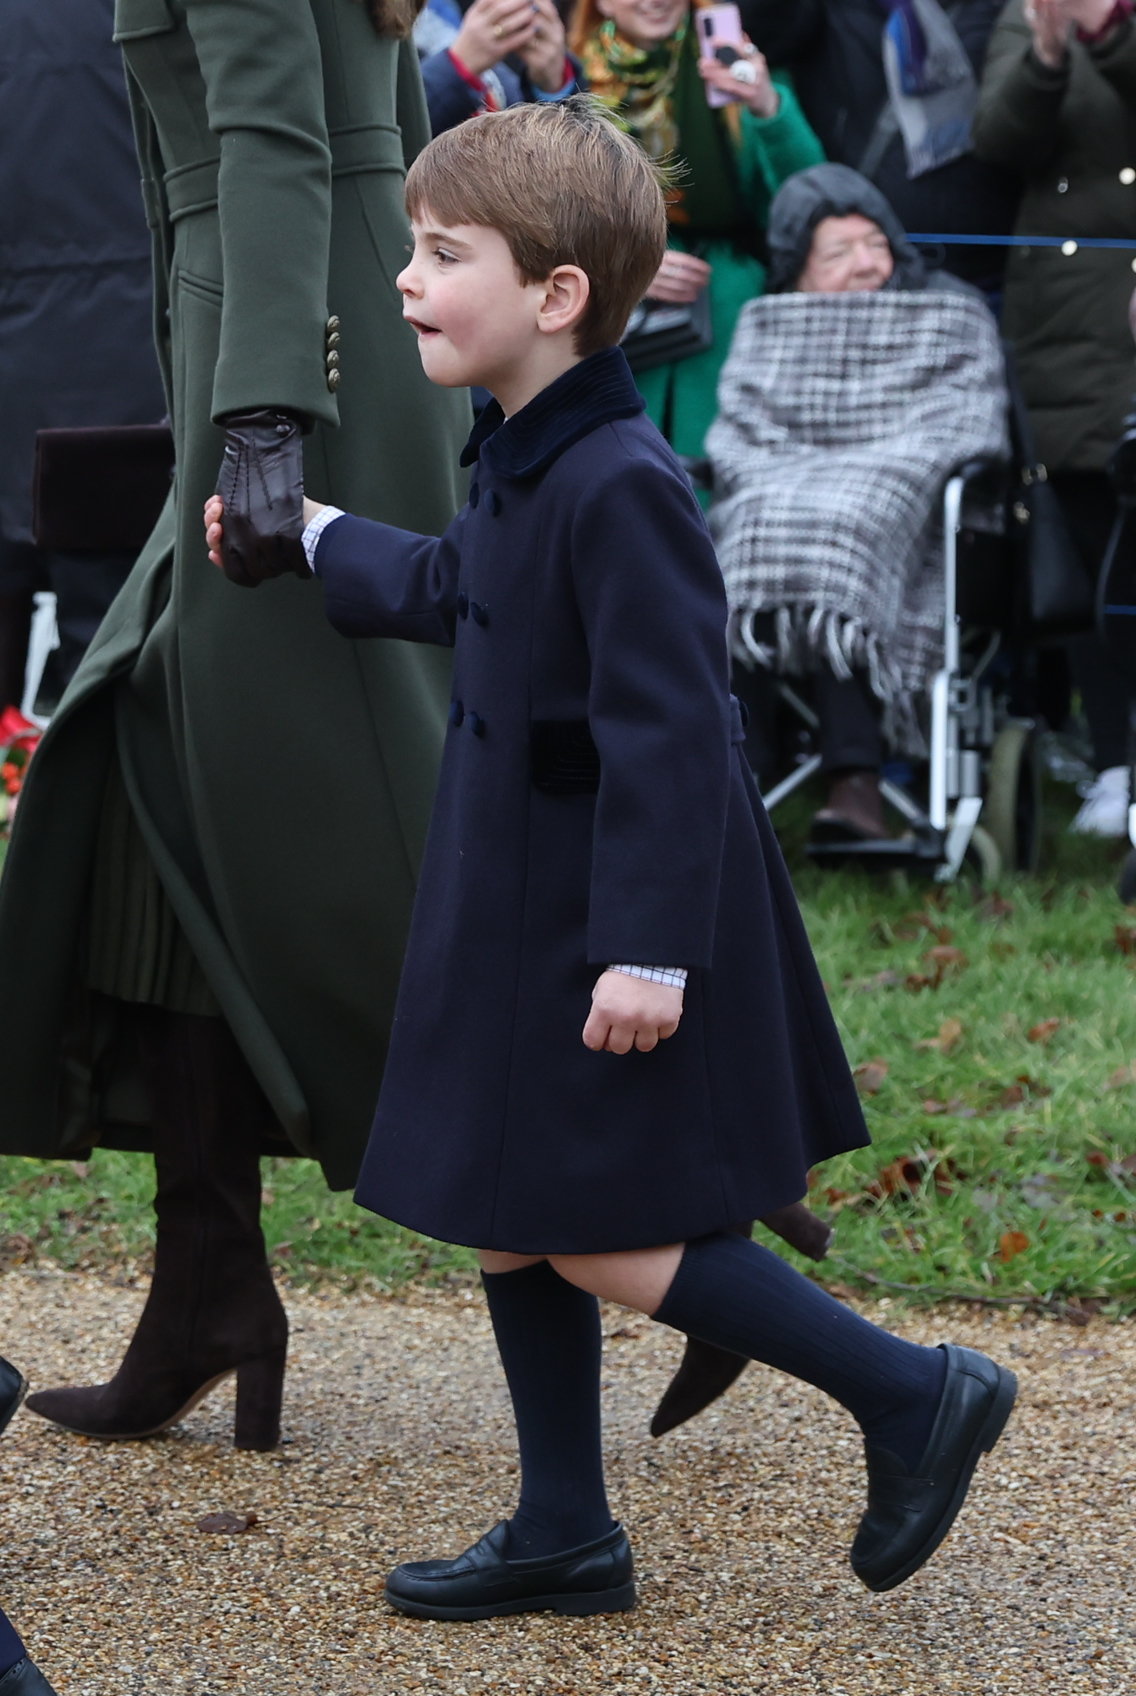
[620,288,713,374]
[1004,356,1094,638]
[33,423,175,554]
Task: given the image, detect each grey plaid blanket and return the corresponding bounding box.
[707,290,1007,753]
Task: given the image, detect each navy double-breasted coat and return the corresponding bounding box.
[317,349,869,1253]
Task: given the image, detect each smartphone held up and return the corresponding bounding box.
[697,3,752,107]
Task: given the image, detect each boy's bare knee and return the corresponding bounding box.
[478,1250,545,1274]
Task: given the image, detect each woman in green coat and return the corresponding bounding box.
[571,0,824,458]
[0,0,469,1446]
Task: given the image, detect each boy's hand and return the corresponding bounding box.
[205,495,326,570]
[583,969,683,1055]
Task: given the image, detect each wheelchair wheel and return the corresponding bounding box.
[1119,848,1136,906]
[961,824,1002,883]
[984,721,1042,873]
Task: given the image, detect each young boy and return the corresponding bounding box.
[205,97,1016,1622]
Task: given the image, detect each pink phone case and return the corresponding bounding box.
[697,3,744,108]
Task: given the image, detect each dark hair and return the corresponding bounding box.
[357,0,421,40]
[405,98,668,356]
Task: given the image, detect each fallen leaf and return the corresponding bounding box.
[997,1230,1030,1262]
[1105,1063,1136,1090]
[916,1017,964,1054]
[853,1059,889,1096]
[975,892,1015,923]
[1027,1019,1062,1045]
[1086,1151,1110,1168]
[1115,924,1136,956]
[924,945,968,985]
[197,1510,257,1535]
[849,969,901,993]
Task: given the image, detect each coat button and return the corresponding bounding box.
[327,368,341,391]
[1056,177,1068,193]
[449,698,464,726]
[485,490,501,516]
[327,330,341,348]
[1122,167,1136,186]
[326,350,340,368]
[468,711,486,738]
[471,600,489,627]
[457,591,469,618]
[326,314,340,332]
[469,483,480,508]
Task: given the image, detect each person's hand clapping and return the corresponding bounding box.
[582,969,683,1055]
[698,41,780,117]
[1024,0,1072,66]
[451,0,542,76]
[515,0,571,92]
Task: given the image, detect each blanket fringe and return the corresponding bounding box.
[728,605,927,757]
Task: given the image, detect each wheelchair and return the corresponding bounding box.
[689,452,1045,884]
[1100,409,1136,903]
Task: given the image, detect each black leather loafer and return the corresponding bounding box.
[385,1520,636,1620]
[0,1357,28,1440]
[852,1343,1018,1592]
[0,1657,60,1696]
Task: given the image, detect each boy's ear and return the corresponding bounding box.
[537,265,591,338]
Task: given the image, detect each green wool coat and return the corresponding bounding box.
[0,0,469,1188]
[973,1,1136,473]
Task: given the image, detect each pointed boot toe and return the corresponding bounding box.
[650,1336,749,1437]
[385,1520,637,1620]
[0,1357,28,1438]
[851,1344,1018,1592]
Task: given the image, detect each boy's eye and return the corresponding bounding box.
[435,248,458,265]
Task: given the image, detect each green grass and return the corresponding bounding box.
[2,788,1134,1313]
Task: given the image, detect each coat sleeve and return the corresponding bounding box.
[181,0,337,427]
[315,509,465,645]
[972,7,1068,173]
[1086,16,1136,105]
[418,48,482,135]
[738,77,826,214]
[568,452,732,971]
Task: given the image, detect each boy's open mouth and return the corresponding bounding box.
[405,316,439,337]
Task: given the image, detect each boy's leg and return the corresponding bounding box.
[551,1233,1016,1592]
[384,1257,634,1621]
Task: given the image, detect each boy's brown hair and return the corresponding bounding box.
[404,98,668,357]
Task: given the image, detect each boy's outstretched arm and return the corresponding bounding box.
[205,493,465,647]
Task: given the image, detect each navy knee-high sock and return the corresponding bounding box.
[0,1607,25,1678]
[482,1261,615,1558]
[654,1234,947,1471]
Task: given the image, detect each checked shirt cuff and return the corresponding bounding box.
[609,964,688,989]
[301,504,345,573]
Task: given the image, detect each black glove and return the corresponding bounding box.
[214,409,311,587]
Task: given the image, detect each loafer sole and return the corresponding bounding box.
[384,1577,638,1621]
[860,1363,1018,1593]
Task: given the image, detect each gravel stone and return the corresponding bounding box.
[0,1268,1132,1695]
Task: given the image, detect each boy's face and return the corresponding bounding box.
[398,215,550,410]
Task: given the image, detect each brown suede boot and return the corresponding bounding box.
[650,1207,834,1438]
[26,1009,288,1449]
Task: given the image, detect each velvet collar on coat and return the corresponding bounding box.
[459,346,645,478]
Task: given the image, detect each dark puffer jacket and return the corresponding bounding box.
[741,0,1021,284]
[972,0,1136,472]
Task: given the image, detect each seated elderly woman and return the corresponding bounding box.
[707,162,1008,841]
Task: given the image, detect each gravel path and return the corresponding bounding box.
[0,1267,1131,1696]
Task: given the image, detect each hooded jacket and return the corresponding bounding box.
[763,162,976,296]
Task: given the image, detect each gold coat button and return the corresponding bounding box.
[326,349,340,368]
[326,314,340,332]
[326,330,341,349]
[327,368,341,391]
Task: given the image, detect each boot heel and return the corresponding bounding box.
[234,1347,286,1450]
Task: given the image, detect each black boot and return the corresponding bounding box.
[0,1359,27,1438]
[26,1010,288,1449]
[0,1659,59,1696]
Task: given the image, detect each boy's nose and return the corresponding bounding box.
[396,261,419,297]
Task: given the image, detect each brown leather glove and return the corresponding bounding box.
[214,409,311,587]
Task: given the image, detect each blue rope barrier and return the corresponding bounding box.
[907,233,1136,249]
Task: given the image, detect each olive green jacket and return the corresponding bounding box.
[973,1,1136,472]
[0,0,469,1186]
